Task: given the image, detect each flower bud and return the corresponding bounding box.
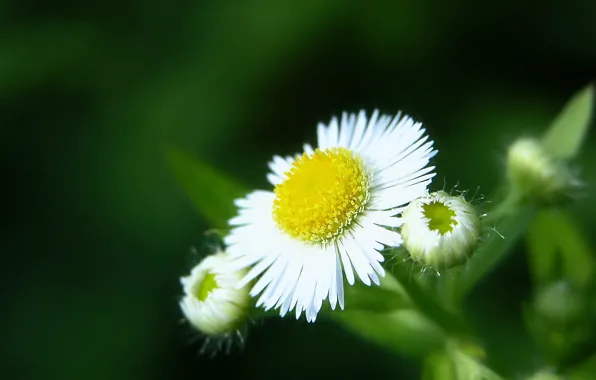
[533,281,587,325]
[527,281,595,367]
[179,252,251,336]
[401,191,482,269]
[506,137,576,203]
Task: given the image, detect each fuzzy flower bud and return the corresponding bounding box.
[534,281,587,325]
[179,252,251,336]
[506,137,576,203]
[401,191,482,269]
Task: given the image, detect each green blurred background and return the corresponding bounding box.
[2,0,595,379]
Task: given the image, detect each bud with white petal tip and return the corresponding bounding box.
[401,191,482,269]
[506,137,578,203]
[179,252,251,337]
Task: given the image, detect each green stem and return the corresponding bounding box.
[391,263,469,337]
[454,188,536,304]
[484,188,523,225]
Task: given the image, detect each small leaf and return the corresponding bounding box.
[526,209,593,289]
[165,148,248,228]
[423,352,456,380]
[332,308,446,358]
[543,84,594,160]
[450,349,504,380]
[525,372,563,380]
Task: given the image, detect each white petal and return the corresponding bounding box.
[313,247,334,310]
[337,266,345,310]
[250,251,287,296]
[348,111,366,150]
[342,234,373,286]
[338,244,356,285]
[327,116,339,147]
[328,252,339,310]
[371,180,432,210]
[338,112,354,147]
[239,250,280,289]
[366,210,404,227]
[317,122,329,149]
[303,143,315,155]
[267,173,283,186]
[263,250,303,309]
[268,155,292,178]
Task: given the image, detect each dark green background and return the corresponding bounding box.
[2,1,595,379]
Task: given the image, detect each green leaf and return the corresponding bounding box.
[525,372,563,380]
[424,342,501,380]
[449,349,504,380]
[332,308,446,358]
[542,84,594,161]
[423,352,457,380]
[526,209,593,288]
[165,148,248,228]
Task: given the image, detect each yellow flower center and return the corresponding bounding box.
[194,272,218,302]
[273,147,369,243]
[423,201,457,235]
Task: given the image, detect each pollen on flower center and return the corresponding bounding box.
[422,201,457,235]
[273,147,369,243]
[194,272,218,301]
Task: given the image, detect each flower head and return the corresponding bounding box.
[179,252,251,336]
[401,191,482,269]
[225,110,437,322]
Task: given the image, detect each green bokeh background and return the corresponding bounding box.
[2,1,595,379]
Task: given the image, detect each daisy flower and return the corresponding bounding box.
[225,110,437,322]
